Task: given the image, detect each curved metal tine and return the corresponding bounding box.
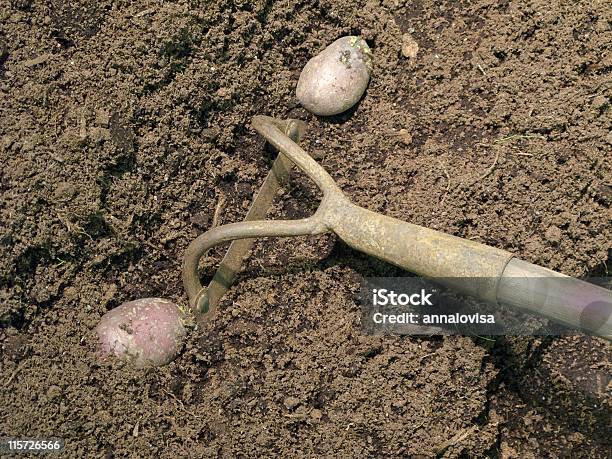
[190,120,306,316]
[184,217,323,314]
[252,116,341,198]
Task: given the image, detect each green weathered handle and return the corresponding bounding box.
[326,201,513,304]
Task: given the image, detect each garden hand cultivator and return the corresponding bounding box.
[183,116,612,341]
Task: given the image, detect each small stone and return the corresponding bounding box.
[246,398,258,408]
[95,110,110,127]
[310,408,323,420]
[190,211,211,229]
[401,33,419,59]
[54,182,77,202]
[23,53,50,67]
[591,95,608,110]
[46,385,62,400]
[1,135,14,150]
[216,87,231,98]
[200,128,218,141]
[392,399,406,408]
[297,36,372,116]
[544,226,562,244]
[283,396,300,410]
[31,283,51,303]
[398,129,412,145]
[101,284,118,305]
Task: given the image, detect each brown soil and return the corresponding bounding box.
[1,0,610,457]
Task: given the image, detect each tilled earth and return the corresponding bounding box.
[1,0,610,457]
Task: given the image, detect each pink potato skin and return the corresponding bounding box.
[95,298,186,367]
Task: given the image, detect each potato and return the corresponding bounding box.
[96,298,186,367]
[296,36,372,116]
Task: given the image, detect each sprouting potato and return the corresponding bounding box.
[296,36,372,116]
[96,298,186,367]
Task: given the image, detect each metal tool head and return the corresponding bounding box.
[183,117,319,316]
